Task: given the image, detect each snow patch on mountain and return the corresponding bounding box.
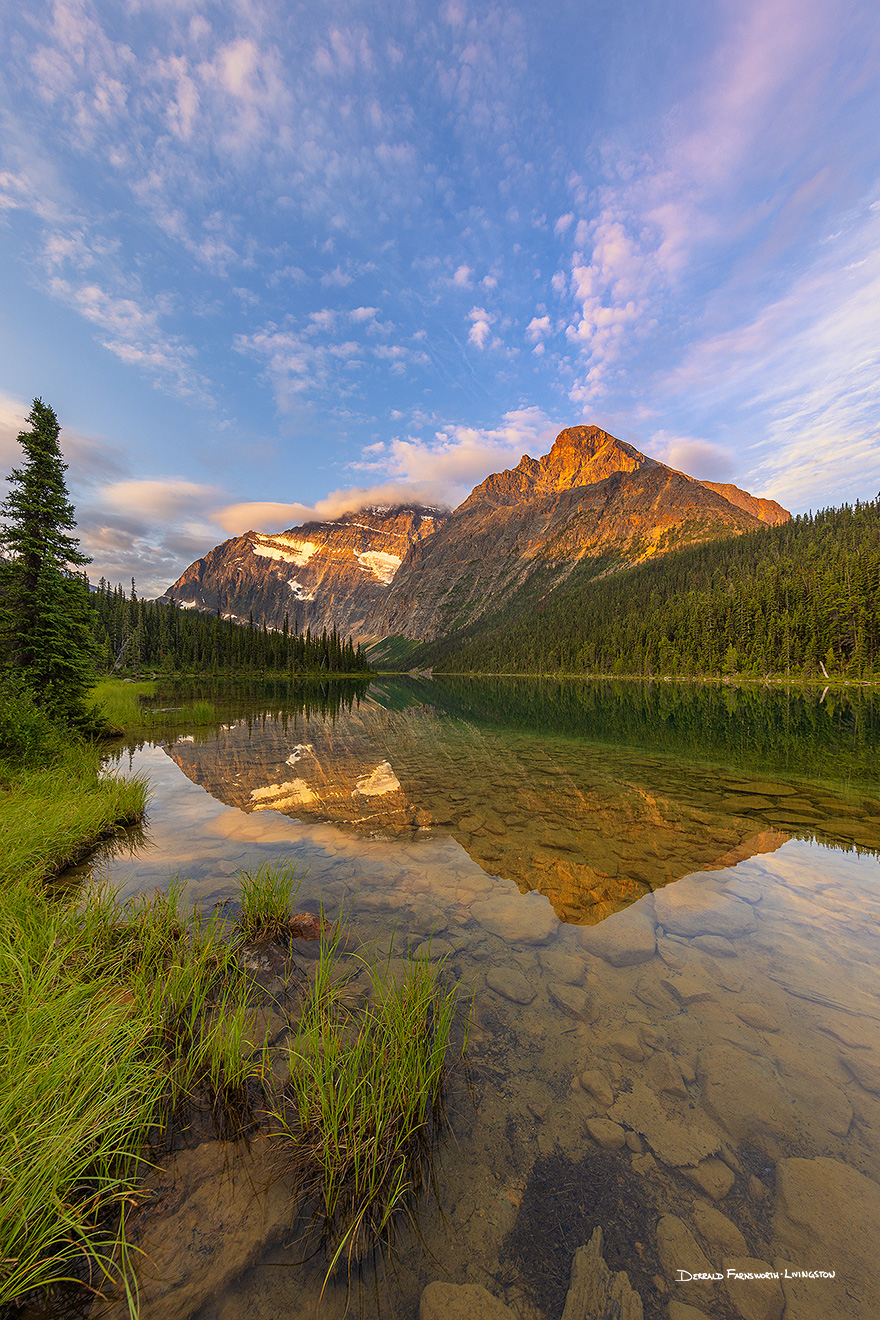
[287,579,315,600]
[356,549,402,584]
[252,536,319,567]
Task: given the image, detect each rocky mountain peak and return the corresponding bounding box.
[461,425,656,511]
[161,501,448,642]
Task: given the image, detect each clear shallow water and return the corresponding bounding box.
[87,679,880,1320]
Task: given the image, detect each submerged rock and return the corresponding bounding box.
[419,1281,517,1319]
[682,1156,735,1201]
[772,1156,880,1319]
[580,1067,614,1108]
[656,1214,715,1304]
[103,1138,291,1320]
[485,965,536,1004]
[691,1201,748,1256]
[286,911,327,940]
[723,1256,784,1320]
[237,941,308,1002]
[560,1225,643,1319]
[698,1044,851,1154]
[586,1117,627,1151]
[607,1078,723,1168]
[578,906,657,967]
[652,881,758,938]
[470,890,558,944]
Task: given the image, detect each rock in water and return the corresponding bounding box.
[101,1139,292,1320]
[419,1281,518,1319]
[287,911,329,940]
[561,1225,643,1320]
[772,1156,880,1319]
[578,905,657,966]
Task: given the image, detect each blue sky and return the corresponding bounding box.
[1,0,879,594]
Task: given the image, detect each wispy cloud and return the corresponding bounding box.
[668,194,880,506]
[551,0,870,410]
[215,405,557,532]
[1,0,878,535]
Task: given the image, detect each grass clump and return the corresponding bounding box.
[236,859,304,942]
[0,881,161,1310]
[0,878,269,1313]
[0,742,148,888]
[0,676,148,888]
[274,924,463,1281]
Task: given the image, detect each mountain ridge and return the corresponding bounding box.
[162,425,789,645]
[161,504,447,642]
[370,426,787,641]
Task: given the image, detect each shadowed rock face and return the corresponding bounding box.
[160,426,789,643]
[159,505,447,643]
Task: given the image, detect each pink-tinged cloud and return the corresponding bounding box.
[215,481,448,536]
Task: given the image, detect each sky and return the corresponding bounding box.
[1,0,879,596]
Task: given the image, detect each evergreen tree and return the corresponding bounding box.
[0,399,96,723]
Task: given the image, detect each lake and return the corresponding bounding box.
[85,677,880,1320]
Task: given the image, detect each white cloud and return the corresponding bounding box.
[350,305,379,322]
[352,405,558,507]
[467,305,494,349]
[660,191,880,509]
[555,0,852,408]
[526,314,550,342]
[99,477,224,522]
[216,407,558,532]
[646,432,733,480]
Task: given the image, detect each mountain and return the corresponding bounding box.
[162,425,789,646]
[160,505,447,643]
[372,426,789,642]
[700,482,790,526]
[402,501,880,679]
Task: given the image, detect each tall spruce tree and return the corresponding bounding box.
[0,398,96,723]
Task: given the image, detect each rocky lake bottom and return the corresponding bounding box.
[70,679,880,1320]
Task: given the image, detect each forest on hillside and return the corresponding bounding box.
[405,500,880,679]
[90,580,370,676]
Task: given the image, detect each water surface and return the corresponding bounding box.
[90,678,880,1320]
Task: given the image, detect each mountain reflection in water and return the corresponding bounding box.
[161,678,880,925]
